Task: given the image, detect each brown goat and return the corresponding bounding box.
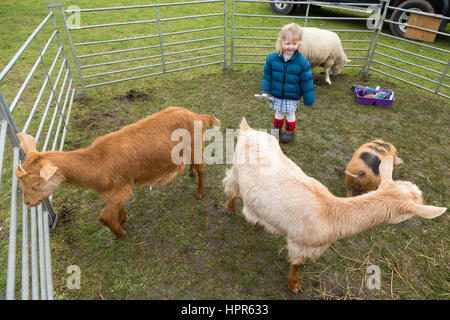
[15,107,220,238]
[345,139,403,197]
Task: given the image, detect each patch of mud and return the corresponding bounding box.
[114,88,156,102]
[58,204,76,226]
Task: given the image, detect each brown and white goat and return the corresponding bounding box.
[16,106,220,239]
[345,139,403,197]
[224,118,446,294]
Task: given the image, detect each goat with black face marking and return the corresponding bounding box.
[345,139,403,197]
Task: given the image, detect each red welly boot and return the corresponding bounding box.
[280,120,296,143]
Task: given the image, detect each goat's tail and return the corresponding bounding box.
[199,114,221,130]
[239,117,250,131]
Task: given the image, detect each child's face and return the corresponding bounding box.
[282,35,300,56]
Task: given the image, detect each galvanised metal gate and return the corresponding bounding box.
[0,7,76,300]
[230,0,382,71]
[1,0,448,301]
[61,0,228,96]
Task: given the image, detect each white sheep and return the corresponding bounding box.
[223,118,446,294]
[299,27,350,85]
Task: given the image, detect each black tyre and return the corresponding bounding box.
[270,0,297,15]
[389,0,435,38]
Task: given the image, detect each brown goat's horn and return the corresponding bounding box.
[18,161,28,175]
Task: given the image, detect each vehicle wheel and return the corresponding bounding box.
[389,0,435,38]
[270,0,297,15]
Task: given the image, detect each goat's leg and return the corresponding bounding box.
[192,163,205,199]
[99,187,132,239]
[288,256,306,294]
[227,196,236,216]
[118,206,127,228]
[99,202,126,239]
[189,164,196,177]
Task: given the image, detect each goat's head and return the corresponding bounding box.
[15,133,62,207]
[377,156,446,224]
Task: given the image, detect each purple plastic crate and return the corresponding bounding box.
[354,88,394,107]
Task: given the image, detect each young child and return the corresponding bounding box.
[261,23,315,143]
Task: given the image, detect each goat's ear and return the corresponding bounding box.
[395,156,404,166]
[379,155,393,182]
[407,203,447,219]
[40,163,58,181]
[17,133,37,154]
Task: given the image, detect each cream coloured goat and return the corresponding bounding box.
[224,118,446,294]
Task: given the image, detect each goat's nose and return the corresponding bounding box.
[25,201,31,206]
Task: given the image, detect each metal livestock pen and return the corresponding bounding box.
[0,0,448,300]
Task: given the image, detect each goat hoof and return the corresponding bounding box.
[288,281,302,294]
[196,192,204,200]
[189,171,196,177]
[115,229,127,239]
[227,209,235,216]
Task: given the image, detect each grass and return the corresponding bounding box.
[0,0,449,300]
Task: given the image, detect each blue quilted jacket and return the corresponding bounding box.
[261,51,315,106]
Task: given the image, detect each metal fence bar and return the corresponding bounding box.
[35,61,66,143]
[65,0,225,12]
[435,60,450,94]
[37,204,47,300]
[375,51,447,76]
[51,79,72,151]
[85,63,163,79]
[0,122,8,188]
[21,204,29,300]
[235,13,369,20]
[42,70,69,152]
[379,32,450,54]
[86,61,223,88]
[9,31,58,113]
[70,19,157,30]
[42,207,53,300]
[22,47,62,133]
[386,4,450,20]
[156,6,166,73]
[223,0,228,69]
[371,67,449,99]
[363,0,390,75]
[78,44,161,59]
[6,147,20,300]
[372,59,448,87]
[75,34,159,47]
[56,4,87,97]
[376,43,447,65]
[30,207,39,300]
[59,88,75,151]
[385,19,450,37]
[0,13,52,83]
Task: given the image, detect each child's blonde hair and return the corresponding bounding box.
[275,23,304,54]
